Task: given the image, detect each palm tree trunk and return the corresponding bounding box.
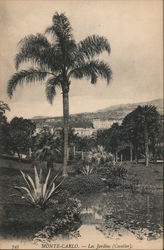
[115,152,118,162]
[120,152,123,162]
[130,143,133,162]
[144,125,149,167]
[62,91,69,176]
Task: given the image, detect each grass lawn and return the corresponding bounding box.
[0,157,163,240]
[122,161,163,193]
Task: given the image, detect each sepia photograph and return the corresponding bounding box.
[0,0,163,249]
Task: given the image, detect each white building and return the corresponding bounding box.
[93,118,121,129]
[73,128,96,137]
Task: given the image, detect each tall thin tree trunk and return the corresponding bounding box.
[81,151,84,160]
[62,91,69,176]
[120,153,123,163]
[144,125,149,167]
[115,152,118,162]
[134,146,138,164]
[152,138,156,163]
[73,145,76,157]
[130,143,133,162]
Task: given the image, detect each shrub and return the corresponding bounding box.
[14,166,63,209]
[98,162,127,178]
[61,174,105,194]
[86,146,114,165]
[81,165,93,176]
[97,162,127,189]
[33,192,82,242]
[110,163,127,178]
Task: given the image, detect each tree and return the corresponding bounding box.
[7,12,112,176]
[97,123,122,162]
[122,105,160,166]
[9,117,36,160]
[0,101,10,124]
[122,110,138,162]
[0,101,10,153]
[32,128,62,166]
[136,105,160,166]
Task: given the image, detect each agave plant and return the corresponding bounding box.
[81,165,93,176]
[14,166,63,209]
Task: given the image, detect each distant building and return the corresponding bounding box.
[33,125,55,136]
[73,128,96,137]
[32,116,123,138]
[93,118,121,129]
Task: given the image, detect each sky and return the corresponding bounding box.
[0,0,163,120]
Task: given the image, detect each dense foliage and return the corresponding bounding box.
[97,105,162,166]
[61,174,105,194]
[33,192,81,242]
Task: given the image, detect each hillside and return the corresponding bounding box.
[94,98,163,120]
[32,98,163,127]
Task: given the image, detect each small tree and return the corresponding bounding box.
[122,105,160,166]
[9,117,36,159]
[0,101,10,153]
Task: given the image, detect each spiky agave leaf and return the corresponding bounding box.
[47,174,58,192]
[20,170,31,190]
[46,182,56,200]
[34,166,42,196]
[15,166,63,208]
[7,68,49,98]
[45,177,64,201]
[42,168,51,197]
[26,175,37,197]
[14,186,35,204]
[52,178,64,192]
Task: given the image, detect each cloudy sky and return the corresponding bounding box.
[0,0,163,120]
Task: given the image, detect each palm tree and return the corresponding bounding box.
[7,12,112,176]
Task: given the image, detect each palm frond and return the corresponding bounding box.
[15,34,61,72]
[18,33,51,48]
[77,35,111,60]
[45,12,77,68]
[45,12,73,41]
[70,60,112,84]
[45,75,62,104]
[7,68,49,98]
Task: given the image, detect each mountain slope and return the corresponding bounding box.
[32,98,163,127]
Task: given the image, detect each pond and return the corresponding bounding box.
[0,189,163,250]
[63,190,163,249]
